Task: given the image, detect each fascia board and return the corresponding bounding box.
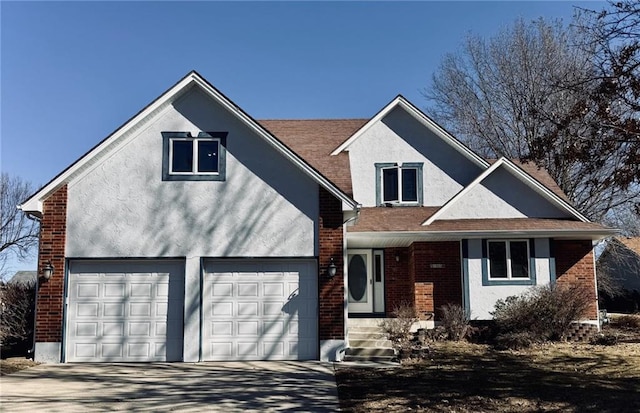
[19,73,197,214]
[422,159,504,225]
[330,96,401,155]
[422,157,590,225]
[349,228,618,241]
[20,71,359,213]
[330,96,490,169]
[499,158,589,222]
[190,76,359,210]
[396,98,489,168]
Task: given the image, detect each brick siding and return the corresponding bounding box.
[414,282,434,319]
[318,187,344,340]
[35,185,67,343]
[554,239,598,319]
[382,242,462,319]
[385,247,413,313]
[411,241,462,319]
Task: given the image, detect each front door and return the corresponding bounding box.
[348,250,372,313]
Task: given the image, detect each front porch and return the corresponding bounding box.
[346,242,464,320]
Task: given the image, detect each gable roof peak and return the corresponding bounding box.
[19,71,359,215]
[422,156,590,225]
[329,95,489,168]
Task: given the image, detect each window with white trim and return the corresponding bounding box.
[170,138,219,174]
[487,240,530,279]
[162,132,227,181]
[375,162,423,205]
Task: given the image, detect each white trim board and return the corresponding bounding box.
[19,71,359,216]
[422,157,590,225]
[330,95,489,169]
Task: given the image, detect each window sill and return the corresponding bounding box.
[163,173,225,182]
[482,278,535,286]
[379,202,422,207]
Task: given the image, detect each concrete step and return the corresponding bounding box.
[347,317,385,327]
[345,347,395,357]
[348,332,388,341]
[349,326,385,333]
[348,338,392,348]
[342,354,397,363]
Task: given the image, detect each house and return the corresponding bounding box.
[597,237,640,313]
[19,71,615,363]
[7,271,37,286]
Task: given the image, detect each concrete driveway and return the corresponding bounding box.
[0,361,340,412]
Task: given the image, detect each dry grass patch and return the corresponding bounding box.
[336,341,640,412]
[0,357,39,375]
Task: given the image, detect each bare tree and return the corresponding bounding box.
[0,281,36,350]
[424,17,640,222]
[0,173,39,280]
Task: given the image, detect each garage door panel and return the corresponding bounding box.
[104,303,124,317]
[76,343,98,358]
[105,283,125,297]
[66,260,184,362]
[77,303,99,317]
[263,341,285,357]
[76,284,99,298]
[202,259,318,361]
[103,322,124,336]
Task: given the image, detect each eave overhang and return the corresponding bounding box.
[347,228,618,248]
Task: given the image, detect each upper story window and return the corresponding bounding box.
[375,162,423,205]
[162,132,227,181]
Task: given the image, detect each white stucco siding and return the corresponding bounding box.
[466,238,552,320]
[441,167,572,220]
[348,107,483,207]
[66,87,319,258]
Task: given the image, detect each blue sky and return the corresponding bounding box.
[1,1,604,271]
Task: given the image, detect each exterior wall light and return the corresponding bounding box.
[327,257,337,278]
[41,260,54,281]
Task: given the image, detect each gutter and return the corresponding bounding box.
[343,204,361,225]
[347,228,619,242]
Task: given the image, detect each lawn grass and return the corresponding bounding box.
[336,340,640,412]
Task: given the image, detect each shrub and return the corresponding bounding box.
[0,281,36,356]
[491,284,591,347]
[467,321,499,344]
[422,326,448,342]
[612,314,640,330]
[590,333,618,346]
[495,331,536,350]
[379,303,418,354]
[439,303,470,341]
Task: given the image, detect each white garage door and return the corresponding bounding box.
[202,259,318,361]
[66,260,184,362]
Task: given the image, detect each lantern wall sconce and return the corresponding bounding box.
[327,257,337,278]
[40,260,54,281]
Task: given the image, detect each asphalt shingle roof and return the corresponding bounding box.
[348,207,608,233]
[258,119,612,234]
